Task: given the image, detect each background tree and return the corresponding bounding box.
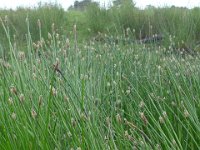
[69,0,99,11]
[113,0,135,7]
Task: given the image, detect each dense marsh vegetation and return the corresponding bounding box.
[0,1,200,149]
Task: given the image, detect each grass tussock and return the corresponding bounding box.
[0,2,200,150]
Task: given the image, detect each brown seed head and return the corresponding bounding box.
[184,109,189,118]
[10,86,17,95]
[38,95,43,107]
[116,114,122,123]
[19,93,25,103]
[140,112,148,125]
[31,109,37,119]
[8,97,13,105]
[159,116,164,124]
[11,112,17,120]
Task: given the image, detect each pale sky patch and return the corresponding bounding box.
[0,0,199,10]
